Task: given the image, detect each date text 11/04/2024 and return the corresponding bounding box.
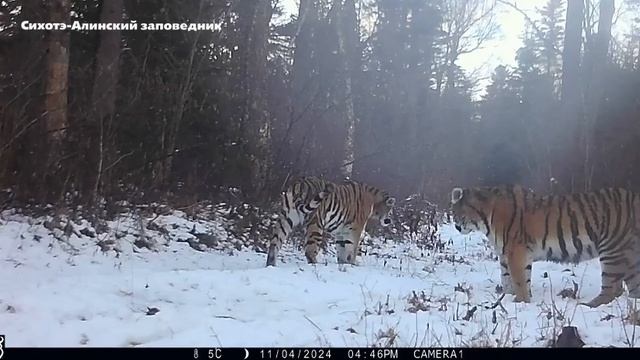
[259,348,463,359]
[259,349,403,360]
[194,348,464,360]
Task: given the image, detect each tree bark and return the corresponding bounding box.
[91,0,124,200]
[92,0,123,120]
[580,0,614,191]
[561,0,584,104]
[44,0,70,144]
[591,0,615,75]
[558,0,584,191]
[333,0,358,178]
[155,28,202,189]
[238,0,273,199]
[43,0,70,199]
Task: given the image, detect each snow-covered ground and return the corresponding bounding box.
[0,208,638,347]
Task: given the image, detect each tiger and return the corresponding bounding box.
[449,184,640,308]
[265,176,336,267]
[266,178,395,266]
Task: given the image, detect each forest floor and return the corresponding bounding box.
[0,207,639,347]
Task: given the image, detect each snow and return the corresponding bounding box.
[0,209,638,347]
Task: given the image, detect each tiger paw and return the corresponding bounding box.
[266,253,277,267]
[578,301,597,308]
[513,294,531,303]
[628,286,640,299]
[500,283,515,295]
[579,294,617,308]
[337,259,358,266]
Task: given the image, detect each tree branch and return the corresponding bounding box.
[497,0,559,55]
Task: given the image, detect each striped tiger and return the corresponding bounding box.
[266,176,336,267]
[449,185,640,307]
[266,178,395,266]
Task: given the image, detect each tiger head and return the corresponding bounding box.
[372,194,396,227]
[449,187,493,236]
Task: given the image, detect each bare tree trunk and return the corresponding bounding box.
[333,0,358,178]
[159,30,202,188]
[237,0,273,199]
[43,0,70,198]
[91,0,123,200]
[582,0,614,191]
[150,1,205,190]
[559,0,584,191]
[44,0,70,145]
[590,0,614,92]
[291,0,316,114]
[289,0,321,176]
[561,0,584,103]
[445,46,459,92]
[92,0,122,120]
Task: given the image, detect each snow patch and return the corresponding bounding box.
[0,210,638,347]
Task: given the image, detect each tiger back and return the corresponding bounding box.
[302,180,395,265]
[450,185,640,307]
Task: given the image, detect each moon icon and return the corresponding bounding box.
[243,348,250,359]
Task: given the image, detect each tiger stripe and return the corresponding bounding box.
[266,176,335,267]
[450,185,640,307]
[302,180,395,265]
[266,177,395,266]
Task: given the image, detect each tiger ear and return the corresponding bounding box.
[386,197,396,206]
[451,188,464,204]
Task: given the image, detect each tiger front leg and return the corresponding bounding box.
[349,226,365,265]
[498,255,515,295]
[266,202,305,266]
[335,232,355,265]
[507,245,532,303]
[335,227,363,265]
[266,210,298,266]
[304,221,324,264]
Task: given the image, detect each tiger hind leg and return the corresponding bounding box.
[624,261,640,298]
[498,255,515,295]
[581,256,626,307]
[624,233,640,297]
[304,220,323,264]
[266,206,303,267]
[623,247,640,298]
[507,246,533,303]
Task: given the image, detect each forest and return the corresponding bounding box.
[1,0,639,210]
[2,0,640,349]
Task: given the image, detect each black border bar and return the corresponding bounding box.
[1,347,639,360]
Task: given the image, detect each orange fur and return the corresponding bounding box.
[450,185,640,307]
